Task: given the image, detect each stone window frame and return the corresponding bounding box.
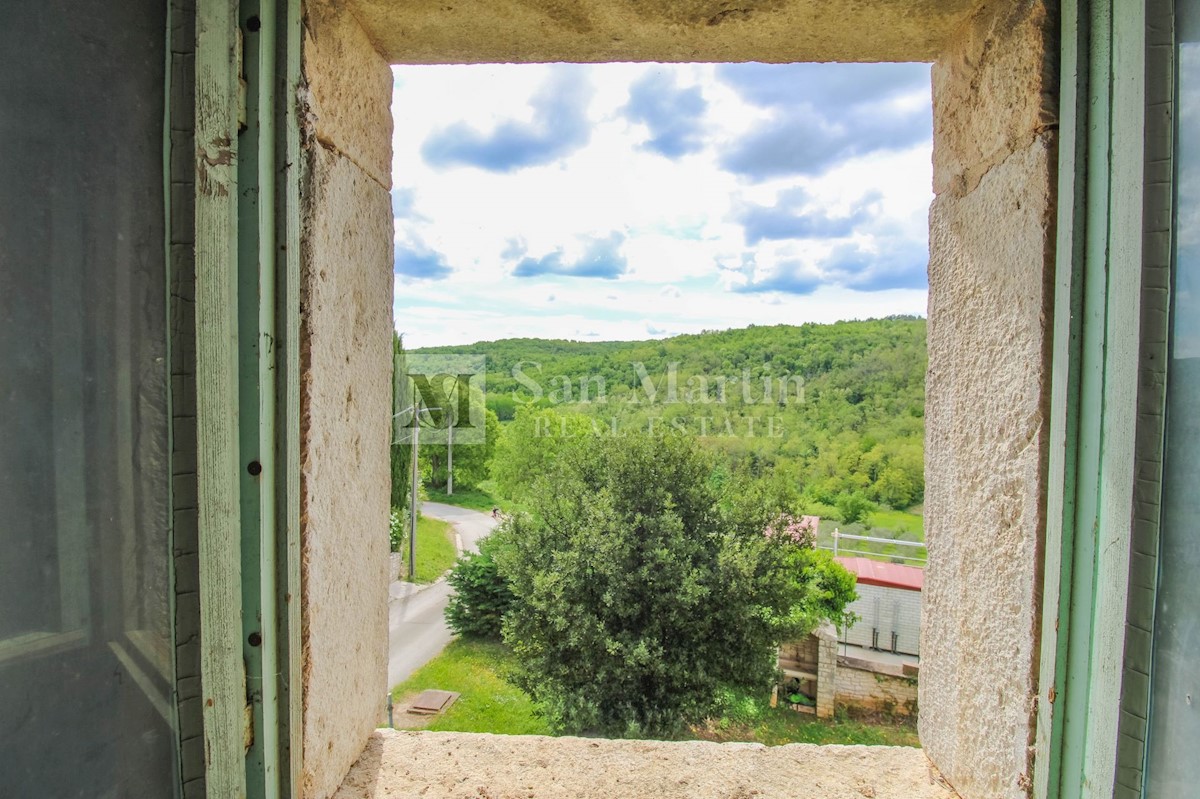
[183,1,1167,798]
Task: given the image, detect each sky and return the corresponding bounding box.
[391,62,933,349]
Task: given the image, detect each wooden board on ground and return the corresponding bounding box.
[407,689,459,715]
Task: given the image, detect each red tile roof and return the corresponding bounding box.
[835,556,924,592]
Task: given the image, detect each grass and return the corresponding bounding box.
[391,638,552,735]
[425,480,521,515]
[389,639,918,747]
[424,486,497,513]
[813,509,926,566]
[403,515,458,584]
[863,508,925,539]
[692,697,919,747]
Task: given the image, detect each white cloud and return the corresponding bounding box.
[391,63,932,347]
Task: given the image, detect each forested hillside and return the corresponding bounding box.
[412,317,926,521]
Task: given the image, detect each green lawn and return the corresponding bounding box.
[424,486,497,513]
[692,698,919,747]
[425,480,520,515]
[863,508,925,539]
[404,515,457,584]
[391,639,552,735]
[390,638,918,747]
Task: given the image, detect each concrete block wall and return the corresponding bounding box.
[783,626,914,720]
[842,584,922,657]
[779,635,819,672]
[921,1,1058,797]
[835,663,919,717]
[299,1,394,796]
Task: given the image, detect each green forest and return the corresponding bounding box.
[407,316,927,550]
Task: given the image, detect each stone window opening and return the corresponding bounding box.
[297,2,1059,798]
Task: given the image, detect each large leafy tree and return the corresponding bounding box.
[421,405,500,491]
[492,432,848,737]
[489,405,594,499]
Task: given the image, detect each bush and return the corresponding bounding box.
[785,547,859,632]
[445,536,515,638]
[835,491,875,524]
[493,432,827,738]
[389,507,406,553]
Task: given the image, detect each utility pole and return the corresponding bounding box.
[446,420,453,495]
[406,400,440,581]
[408,406,420,581]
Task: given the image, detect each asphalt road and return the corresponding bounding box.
[386,502,497,689]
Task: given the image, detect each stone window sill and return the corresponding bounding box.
[334,730,958,799]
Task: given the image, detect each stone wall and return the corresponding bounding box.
[783,628,917,721]
[343,0,979,64]
[921,1,1058,798]
[835,658,919,717]
[815,624,837,720]
[299,1,1065,797]
[300,1,394,796]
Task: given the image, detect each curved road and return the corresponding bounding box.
[387,502,497,688]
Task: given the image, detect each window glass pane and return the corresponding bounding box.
[0,2,177,796]
[1144,5,1200,793]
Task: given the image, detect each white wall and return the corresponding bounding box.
[842,584,922,657]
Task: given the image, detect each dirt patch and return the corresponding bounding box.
[385,693,441,730]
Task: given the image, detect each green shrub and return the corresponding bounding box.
[389,507,405,553]
[494,432,832,738]
[444,536,516,638]
[785,547,859,632]
[834,491,876,524]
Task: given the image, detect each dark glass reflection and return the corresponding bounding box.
[0,2,177,796]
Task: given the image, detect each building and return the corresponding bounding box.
[0,1,1194,798]
[837,557,924,657]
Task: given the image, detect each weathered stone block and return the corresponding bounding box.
[300,139,393,799]
[344,0,980,65]
[304,0,393,189]
[932,0,1057,197]
[921,131,1056,799]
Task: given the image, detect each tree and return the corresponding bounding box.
[835,490,875,524]
[492,432,844,737]
[489,405,594,499]
[422,406,500,491]
[874,464,916,509]
[445,535,515,638]
[785,547,859,632]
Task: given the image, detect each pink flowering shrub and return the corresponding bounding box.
[764,513,819,548]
